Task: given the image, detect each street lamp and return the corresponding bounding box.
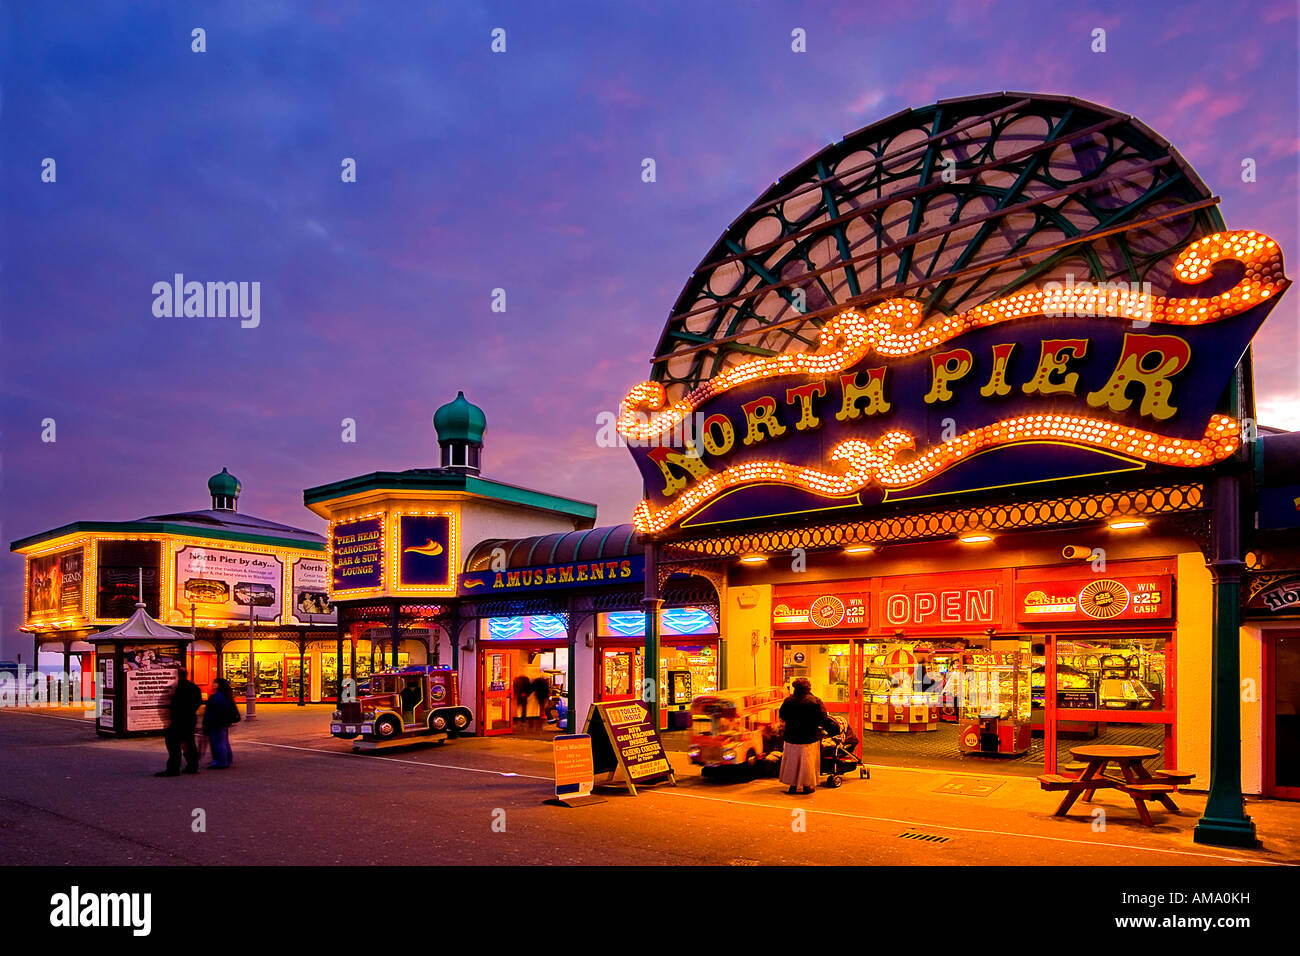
[245,596,257,720]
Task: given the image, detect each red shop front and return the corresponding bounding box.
[769,561,1178,774]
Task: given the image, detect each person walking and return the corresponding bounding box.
[156,667,202,777]
[202,677,241,769]
[778,678,840,795]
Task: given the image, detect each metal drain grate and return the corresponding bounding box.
[898,830,951,844]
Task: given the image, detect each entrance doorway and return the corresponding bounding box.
[478,643,569,737]
[772,635,1043,774]
[1265,631,1300,799]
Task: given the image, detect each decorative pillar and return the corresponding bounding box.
[1194,472,1257,847]
[297,632,306,707]
[642,542,662,728]
[391,602,401,669]
[335,612,345,700]
[566,598,579,734]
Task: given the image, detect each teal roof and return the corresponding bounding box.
[303,470,596,522]
[433,391,486,444]
[10,518,325,554]
[208,467,241,497]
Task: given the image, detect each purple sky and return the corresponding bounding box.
[3,0,1298,659]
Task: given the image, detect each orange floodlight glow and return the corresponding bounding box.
[1108,518,1148,531]
[620,230,1285,535]
[629,413,1241,534]
[616,230,1288,445]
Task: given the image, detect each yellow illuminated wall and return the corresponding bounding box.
[18,531,327,632]
[723,584,773,688]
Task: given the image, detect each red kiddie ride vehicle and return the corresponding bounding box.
[331,665,473,743]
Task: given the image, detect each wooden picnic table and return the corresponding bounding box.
[1037,744,1190,827]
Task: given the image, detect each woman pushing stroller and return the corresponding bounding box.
[778,678,842,794]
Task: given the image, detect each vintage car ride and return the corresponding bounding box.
[330,665,473,742]
[687,685,785,775]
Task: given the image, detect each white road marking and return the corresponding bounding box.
[0,710,93,723]
[654,789,1296,866]
[240,739,554,780]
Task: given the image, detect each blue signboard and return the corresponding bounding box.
[460,554,644,595]
[398,514,451,588]
[331,517,383,592]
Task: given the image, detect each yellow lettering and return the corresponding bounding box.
[979,343,1016,398]
[923,348,973,404]
[1022,338,1088,397]
[835,368,891,420]
[700,413,735,456]
[741,396,787,445]
[1086,333,1191,420]
[647,445,711,497]
[784,382,827,430]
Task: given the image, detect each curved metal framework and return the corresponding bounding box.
[651,92,1225,398]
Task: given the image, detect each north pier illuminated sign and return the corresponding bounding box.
[619,232,1288,533]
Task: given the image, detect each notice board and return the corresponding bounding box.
[583,700,676,795]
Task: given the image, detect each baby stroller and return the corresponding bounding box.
[819,715,868,788]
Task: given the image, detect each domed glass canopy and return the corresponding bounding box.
[648,92,1224,399]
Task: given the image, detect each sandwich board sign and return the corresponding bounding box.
[583,700,676,795]
[546,733,603,808]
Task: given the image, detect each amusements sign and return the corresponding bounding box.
[123,643,182,733]
[773,591,867,630]
[175,546,283,623]
[27,547,84,618]
[1016,575,1173,623]
[397,514,452,588]
[617,231,1289,532]
[331,518,383,592]
[460,555,645,595]
[583,700,675,795]
[291,556,336,623]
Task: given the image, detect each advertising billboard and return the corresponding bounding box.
[397,514,452,588]
[331,517,384,592]
[291,556,336,623]
[27,546,84,619]
[1015,575,1173,623]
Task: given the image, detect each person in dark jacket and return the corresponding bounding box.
[778,678,840,794]
[202,677,240,769]
[156,667,202,776]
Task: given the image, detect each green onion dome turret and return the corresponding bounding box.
[434,392,485,473]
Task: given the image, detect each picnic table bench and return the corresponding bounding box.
[1038,745,1194,827]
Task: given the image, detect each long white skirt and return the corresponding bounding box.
[779,741,821,788]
